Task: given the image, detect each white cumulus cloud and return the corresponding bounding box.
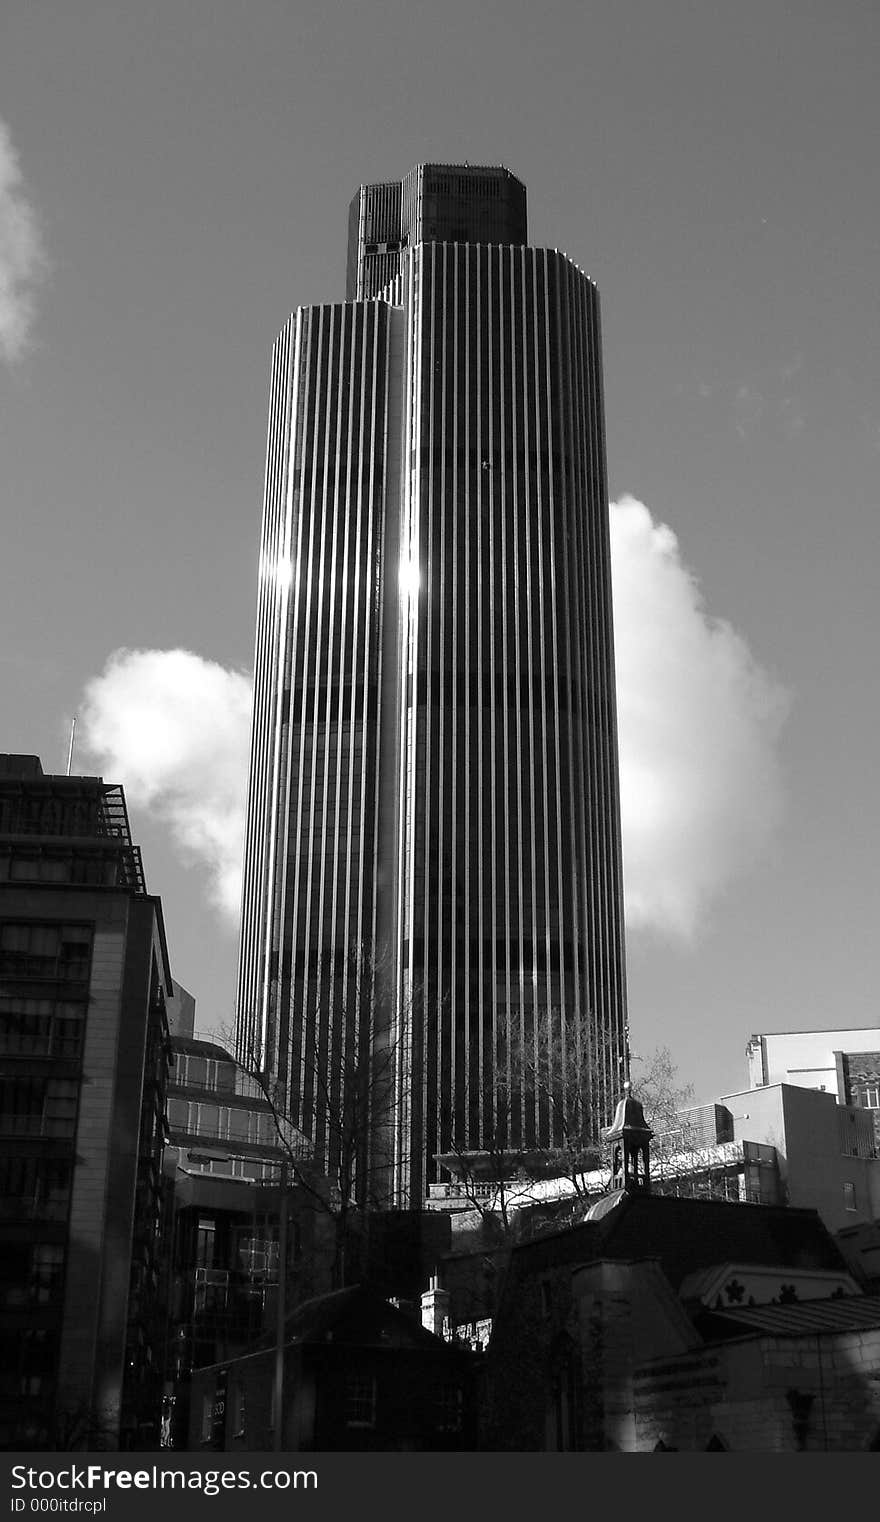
[610,494,789,940]
[80,648,253,922]
[0,118,48,363]
[79,499,788,944]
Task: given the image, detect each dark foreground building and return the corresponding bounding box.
[160,1016,298,1450]
[189,1283,476,1452]
[0,755,172,1449]
[236,161,628,1209]
[161,995,453,1448]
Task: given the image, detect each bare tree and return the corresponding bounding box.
[630,1045,742,1201]
[228,942,416,1289]
[436,1087,547,1242]
[520,1007,606,1198]
[630,1044,696,1134]
[435,1006,607,1241]
[439,1025,708,1238]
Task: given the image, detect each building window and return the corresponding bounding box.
[196,1102,220,1137]
[166,1096,187,1131]
[856,1084,879,1109]
[0,1076,79,1138]
[185,1056,208,1087]
[228,1107,248,1141]
[843,1182,858,1211]
[0,1157,72,1222]
[237,1236,278,1278]
[0,923,92,983]
[0,995,86,1059]
[344,1371,376,1428]
[195,1217,216,1269]
[43,1080,79,1136]
[8,853,71,883]
[0,1243,30,1307]
[1,850,120,887]
[30,1244,65,1304]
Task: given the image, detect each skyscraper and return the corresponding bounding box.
[236,163,628,1207]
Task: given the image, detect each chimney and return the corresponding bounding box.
[421,1273,450,1338]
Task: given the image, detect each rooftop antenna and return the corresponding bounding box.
[66,716,77,777]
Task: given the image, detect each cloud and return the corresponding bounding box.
[0,118,48,363]
[79,499,789,945]
[610,495,789,940]
[79,649,252,922]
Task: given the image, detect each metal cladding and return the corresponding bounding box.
[237,167,628,1207]
[346,164,528,301]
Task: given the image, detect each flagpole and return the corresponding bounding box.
[66,716,77,777]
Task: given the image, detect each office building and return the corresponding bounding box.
[160,993,307,1449]
[747,1025,880,1150]
[236,163,628,1206]
[0,754,172,1450]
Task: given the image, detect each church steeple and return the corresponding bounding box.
[604,1080,654,1194]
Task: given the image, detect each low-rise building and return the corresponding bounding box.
[483,1187,880,1451]
[478,1089,880,1451]
[747,1026,880,1149]
[719,1082,879,1231]
[189,1284,477,1451]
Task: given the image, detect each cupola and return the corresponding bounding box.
[603,1080,653,1194]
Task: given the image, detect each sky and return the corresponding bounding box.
[2,0,879,1106]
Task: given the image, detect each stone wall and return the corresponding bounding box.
[633,1328,880,1451]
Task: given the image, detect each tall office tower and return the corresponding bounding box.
[236,164,628,1208]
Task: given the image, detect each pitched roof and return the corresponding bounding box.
[280,1283,465,1355]
[500,1191,848,1294]
[593,1193,849,1290]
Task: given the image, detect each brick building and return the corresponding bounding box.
[189,1283,476,1451]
